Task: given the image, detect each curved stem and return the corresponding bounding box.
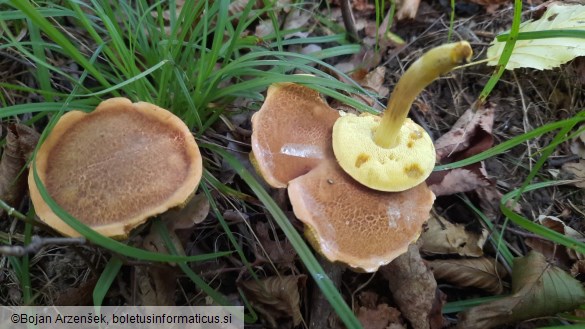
[374,41,473,148]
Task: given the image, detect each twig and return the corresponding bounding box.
[340,0,360,43]
[0,236,86,256]
[547,154,580,168]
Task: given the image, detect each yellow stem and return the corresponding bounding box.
[374,41,473,148]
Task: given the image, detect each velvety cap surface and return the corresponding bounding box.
[251,83,339,187]
[29,98,202,237]
[287,160,435,272]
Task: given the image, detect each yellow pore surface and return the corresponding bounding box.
[332,114,435,192]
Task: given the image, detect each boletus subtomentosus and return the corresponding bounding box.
[250,42,472,272]
[29,98,202,238]
[333,41,472,191]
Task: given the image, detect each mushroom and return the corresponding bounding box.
[251,83,339,188]
[250,83,434,272]
[332,41,473,191]
[28,97,202,238]
[288,160,434,272]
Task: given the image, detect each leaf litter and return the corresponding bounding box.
[456,251,585,329]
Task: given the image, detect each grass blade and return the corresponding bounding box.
[202,143,363,329]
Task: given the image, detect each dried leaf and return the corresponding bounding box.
[380,245,441,329]
[254,221,296,265]
[135,266,177,306]
[357,303,404,329]
[429,258,508,294]
[54,277,98,305]
[283,8,311,39]
[420,214,488,257]
[239,275,307,328]
[396,0,421,20]
[561,160,585,188]
[538,215,584,240]
[466,0,511,13]
[524,237,573,268]
[428,104,495,195]
[475,186,522,223]
[538,215,585,261]
[0,124,39,217]
[161,193,210,230]
[487,4,585,70]
[456,251,585,329]
[428,165,491,196]
[434,105,495,161]
[255,20,274,38]
[571,260,585,276]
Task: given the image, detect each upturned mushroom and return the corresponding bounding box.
[332,41,473,191]
[29,98,202,238]
[250,42,472,271]
[251,83,434,272]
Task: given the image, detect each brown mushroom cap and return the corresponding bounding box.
[287,159,435,272]
[250,82,339,188]
[28,97,202,238]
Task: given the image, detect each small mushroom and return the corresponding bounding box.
[332,41,473,191]
[28,98,202,238]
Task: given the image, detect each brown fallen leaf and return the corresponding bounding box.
[0,124,39,218]
[357,303,404,329]
[524,237,573,268]
[254,221,296,265]
[161,193,210,229]
[538,215,584,241]
[54,276,98,305]
[535,215,585,262]
[428,165,491,196]
[135,265,177,305]
[467,0,511,14]
[456,251,585,329]
[380,244,441,329]
[475,185,522,224]
[239,275,307,328]
[144,193,211,257]
[283,7,312,39]
[420,214,488,257]
[349,66,390,111]
[561,160,585,188]
[427,104,495,195]
[434,105,495,161]
[396,0,421,20]
[571,260,585,277]
[428,257,508,295]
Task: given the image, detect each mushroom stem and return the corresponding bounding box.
[374,41,473,148]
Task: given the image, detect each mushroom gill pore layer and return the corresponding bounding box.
[29,97,202,238]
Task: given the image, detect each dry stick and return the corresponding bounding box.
[0,236,86,256]
[309,255,345,329]
[339,0,360,43]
